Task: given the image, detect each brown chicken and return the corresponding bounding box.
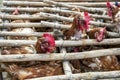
[82,52,120,71]
[2,46,35,55]
[106,1,120,34]
[2,8,59,80]
[63,14,89,73]
[9,19,36,40]
[87,27,107,42]
[3,32,62,80]
[63,15,87,40]
[106,1,120,21]
[35,33,56,53]
[5,61,63,80]
[113,8,120,34]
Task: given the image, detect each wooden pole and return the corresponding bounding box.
[26,71,120,80]
[0,39,120,46]
[0,32,62,37]
[3,1,51,7]
[0,14,46,20]
[3,1,119,7]
[0,31,118,38]
[65,2,116,7]
[0,21,70,29]
[0,21,118,38]
[61,48,72,75]
[43,7,111,20]
[39,12,115,27]
[58,37,72,75]
[0,48,120,62]
[107,32,120,38]
[0,12,115,27]
[43,0,105,13]
[0,7,44,13]
[0,23,43,28]
[5,0,118,2]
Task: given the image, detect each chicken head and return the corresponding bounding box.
[94,27,106,42]
[35,33,56,53]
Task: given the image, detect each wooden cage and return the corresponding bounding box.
[0,0,120,80]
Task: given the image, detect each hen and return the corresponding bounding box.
[87,27,107,42]
[63,12,90,40]
[3,33,62,80]
[35,33,56,53]
[106,1,120,34]
[82,49,120,71]
[5,61,63,80]
[63,12,91,73]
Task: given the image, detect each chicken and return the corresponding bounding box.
[106,1,120,33]
[63,13,91,73]
[63,12,90,40]
[3,33,62,80]
[5,61,63,80]
[82,53,120,71]
[35,33,56,53]
[2,7,63,80]
[2,46,34,55]
[106,0,120,20]
[87,27,107,42]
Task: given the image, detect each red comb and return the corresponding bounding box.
[12,8,19,15]
[106,0,112,16]
[43,33,55,47]
[106,0,111,7]
[84,12,91,30]
[43,33,55,53]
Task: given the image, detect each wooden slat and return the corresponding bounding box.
[1,7,44,13]
[3,1,119,7]
[43,0,105,13]
[26,71,120,80]
[0,39,119,46]
[0,48,120,62]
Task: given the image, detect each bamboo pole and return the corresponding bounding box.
[61,48,72,75]
[5,0,118,2]
[39,12,115,27]
[0,13,113,29]
[65,2,116,7]
[0,48,120,62]
[26,71,120,80]
[43,7,111,20]
[0,14,46,20]
[43,0,105,13]
[0,30,118,38]
[39,21,120,38]
[3,1,119,7]
[0,38,120,46]
[58,37,72,75]
[0,23,43,28]
[0,7,44,13]
[0,21,70,29]
[0,21,118,38]
[3,1,51,7]
[0,12,114,27]
[107,32,120,38]
[0,32,61,37]
[0,7,106,13]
